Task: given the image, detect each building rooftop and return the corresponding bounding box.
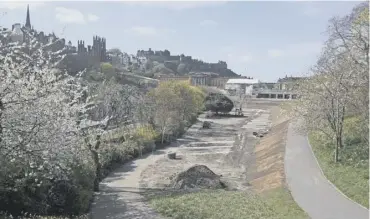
[226,78,260,84]
[277,76,306,83]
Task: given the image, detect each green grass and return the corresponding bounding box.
[309,132,369,208]
[149,188,308,219]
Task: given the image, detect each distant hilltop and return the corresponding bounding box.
[1,4,240,78]
[131,48,238,78]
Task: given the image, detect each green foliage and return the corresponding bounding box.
[150,189,308,219]
[204,93,234,114]
[0,158,95,217]
[143,72,154,78]
[341,116,369,165]
[132,125,158,143]
[150,64,174,75]
[148,81,205,143]
[309,129,369,208]
[0,212,90,219]
[311,116,369,167]
[100,62,114,75]
[176,63,188,75]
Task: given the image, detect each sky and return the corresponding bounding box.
[0,1,362,82]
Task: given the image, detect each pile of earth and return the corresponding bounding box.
[170,165,227,190]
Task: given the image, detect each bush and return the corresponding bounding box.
[204,93,234,114]
[0,159,95,217]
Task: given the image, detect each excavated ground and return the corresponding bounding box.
[91,99,286,219]
[139,99,283,193]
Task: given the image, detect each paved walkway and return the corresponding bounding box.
[90,151,168,219]
[285,122,369,219]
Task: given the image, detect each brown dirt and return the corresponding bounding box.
[170,165,226,190]
[139,101,291,196]
[250,105,290,193]
[139,113,255,192]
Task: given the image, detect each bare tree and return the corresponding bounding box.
[293,3,369,162]
[296,52,353,162]
[325,2,369,144]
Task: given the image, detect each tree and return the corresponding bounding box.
[100,62,115,78]
[204,93,234,115]
[148,85,180,144]
[0,29,94,214]
[294,52,352,162]
[177,63,188,75]
[325,3,369,145]
[108,48,123,57]
[164,81,205,122]
[292,2,369,162]
[132,125,157,156]
[145,59,154,71]
[147,81,205,144]
[80,78,141,191]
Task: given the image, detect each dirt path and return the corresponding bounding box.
[90,122,206,219]
[90,151,168,219]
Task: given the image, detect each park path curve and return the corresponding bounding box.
[285,122,369,219]
[90,150,168,219]
[90,122,204,219]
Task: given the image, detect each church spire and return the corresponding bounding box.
[25,4,31,29]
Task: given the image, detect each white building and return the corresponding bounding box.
[225,78,260,95]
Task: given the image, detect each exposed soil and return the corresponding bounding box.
[170,165,226,190]
[91,99,288,219]
[250,106,291,193]
[139,101,283,193]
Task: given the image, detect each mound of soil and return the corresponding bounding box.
[171,165,226,190]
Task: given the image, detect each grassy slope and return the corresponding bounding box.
[150,188,308,219]
[308,132,369,208]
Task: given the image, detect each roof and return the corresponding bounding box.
[226,78,260,84]
[277,77,306,83]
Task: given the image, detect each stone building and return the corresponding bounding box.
[209,77,230,88]
[10,23,23,43]
[156,75,190,82]
[275,75,306,91]
[3,5,111,75]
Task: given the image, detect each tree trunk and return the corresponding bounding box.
[161,130,165,144]
[334,137,340,163]
[139,141,143,157]
[152,143,156,154]
[91,150,100,191]
[0,100,3,144]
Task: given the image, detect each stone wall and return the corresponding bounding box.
[60,53,100,75]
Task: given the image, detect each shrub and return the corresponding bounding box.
[0,158,95,217]
[204,93,234,114]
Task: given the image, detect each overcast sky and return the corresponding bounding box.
[0,1,361,82]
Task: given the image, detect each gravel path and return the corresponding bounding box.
[285,122,369,219]
[90,150,169,219]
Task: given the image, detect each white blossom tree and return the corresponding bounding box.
[0,29,96,214]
